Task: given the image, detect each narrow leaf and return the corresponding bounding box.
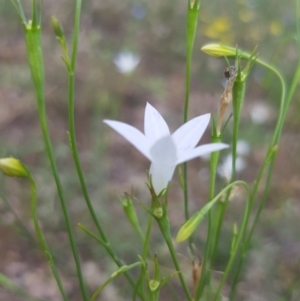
[91,262,142,301]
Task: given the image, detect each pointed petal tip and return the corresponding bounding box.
[176,142,229,164]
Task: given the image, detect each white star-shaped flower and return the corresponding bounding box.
[104,103,228,194]
[113,51,140,74]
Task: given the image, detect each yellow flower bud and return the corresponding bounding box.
[201,43,236,57]
[0,157,30,178]
[201,43,251,60]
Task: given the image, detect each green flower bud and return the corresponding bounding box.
[153,206,163,219]
[121,195,141,229]
[0,157,30,178]
[149,280,160,292]
[51,16,65,39]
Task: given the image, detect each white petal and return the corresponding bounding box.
[104,120,151,160]
[144,103,170,145]
[172,114,211,156]
[149,136,177,194]
[177,143,229,164]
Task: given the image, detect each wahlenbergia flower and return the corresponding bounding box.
[104,103,228,194]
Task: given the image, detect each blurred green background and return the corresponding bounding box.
[0,0,300,300]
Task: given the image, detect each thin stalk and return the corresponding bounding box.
[9,0,26,23]
[142,216,153,259]
[231,80,246,180]
[212,182,250,301]
[229,149,275,300]
[29,178,68,301]
[207,59,286,300]
[230,52,300,300]
[208,80,246,270]
[156,215,193,301]
[78,223,144,298]
[194,181,247,301]
[230,61,287,298]
[0,192,35,243]
[66,1,142,297]
[255,59,286,149]
[133,216,153,301]
[196,136,222,300]
[90,262,143,301]
[78,223,106,247]
[24,21,88,301]
[208,136,222,261]
[183,0,200,255]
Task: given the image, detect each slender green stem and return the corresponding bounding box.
[9,0,27,23]
[231,79,246,179]
[133,215,153,301]
[183,1,201,255]
[184,0,200,122]
[212,182,250,301]
[65,1,143,298]
[206,79,246,280]
[208,136,222,260]
[227,76,281,300]
[67,0,108,242]
[23,15,88,301]
[229,47,300,299]
[78,223,144,299]
[0,191,35,243]
[142,216,154,259]
[255,59,286,149]
[78,223,107,247]
[229,150,275,299]
[205,135,222,286]
[195,181,247,300]
[230,55,300,300]
[212,78,246,233]
[70,0,81,71]
[196,136,222,301]
[29,178,68,301]
[157,215,193,301]
[229,163,274,300]
[91,262,143,301]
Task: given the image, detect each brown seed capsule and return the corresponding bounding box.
[217,66,237,135]
[192,256,202,298]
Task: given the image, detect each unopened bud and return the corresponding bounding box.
[51,16,65,39]
[149,280,160,292]
[153,206,163,218]
[201,44,236,57]
[201,43,251,60]
[121,196,140,228]
[0,157,30,178]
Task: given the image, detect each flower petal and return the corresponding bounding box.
[104,120,151,160]
[172,114,211,156]
[149,136,177,194]
[177,143,229,164]
[144,103,170,145]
